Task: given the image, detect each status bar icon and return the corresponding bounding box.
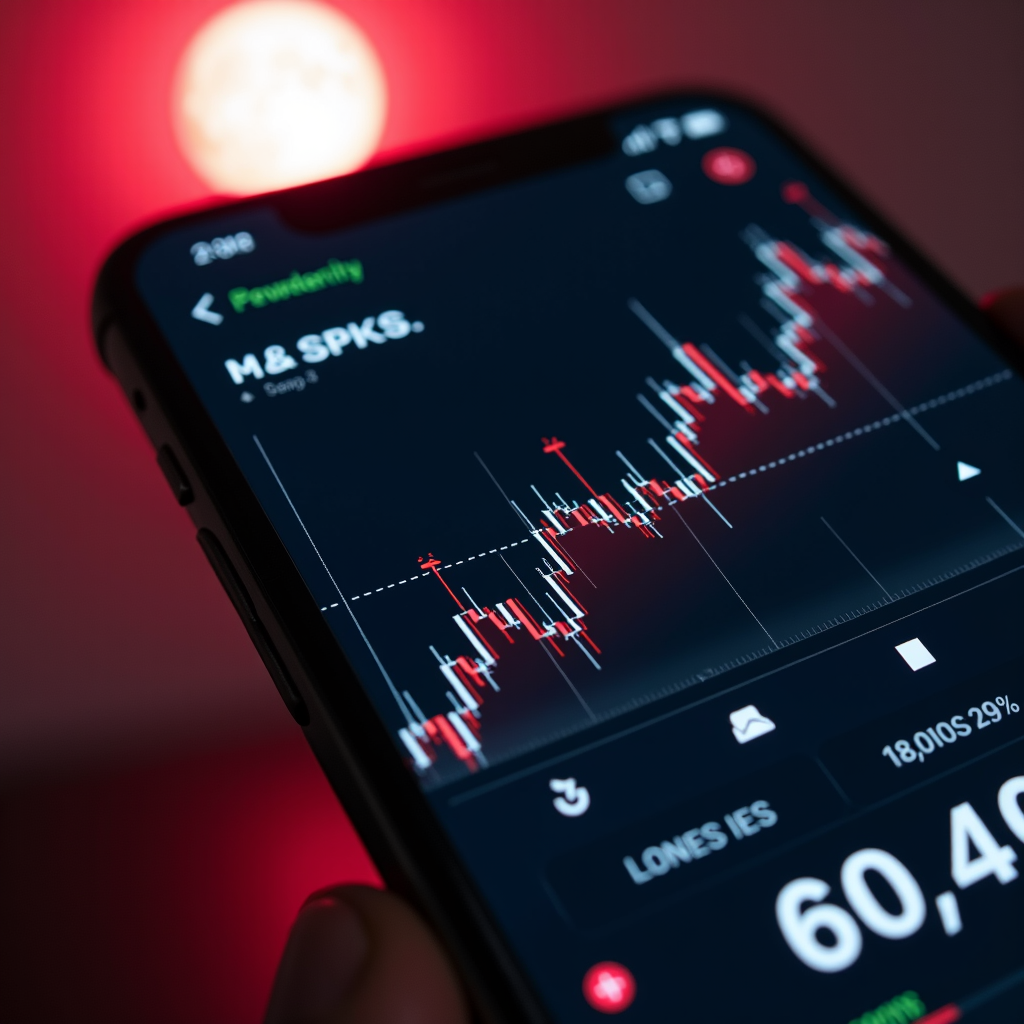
[625,169,672,205]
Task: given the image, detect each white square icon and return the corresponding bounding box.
[895,637,936,671]
[730,704,776,744]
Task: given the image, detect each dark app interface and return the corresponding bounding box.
[137,102,1024,1021]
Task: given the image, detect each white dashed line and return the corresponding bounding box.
[696,369,1011,499]
[318,538,536,603]
[319,371,1011,613]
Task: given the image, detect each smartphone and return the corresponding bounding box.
[92,93,1024,1022]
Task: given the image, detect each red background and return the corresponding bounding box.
[0,2,1021,1020]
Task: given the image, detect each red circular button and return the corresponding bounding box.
[582,961,636,1013]
[702,146,756,185]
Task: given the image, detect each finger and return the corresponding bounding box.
[981,286,1024,344]
[264,885,470,1024]
[264,892,369,1024]
[330,886,470,1024]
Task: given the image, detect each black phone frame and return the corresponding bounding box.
[91,90,1024,1024]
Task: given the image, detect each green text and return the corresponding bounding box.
[849,990,927,1024]
[228,258,363,314]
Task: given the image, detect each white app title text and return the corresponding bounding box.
[224,309,424,385]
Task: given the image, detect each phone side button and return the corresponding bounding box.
[157,445,194,506]
[248,619,311,727]
[196,529,310,726]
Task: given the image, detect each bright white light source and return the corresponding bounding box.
[173,0,387,195]
[895,638,936,671]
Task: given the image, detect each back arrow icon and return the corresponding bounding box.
[191,292,224,325]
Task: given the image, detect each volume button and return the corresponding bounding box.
[196,529,257,622]
[196,529,309,725]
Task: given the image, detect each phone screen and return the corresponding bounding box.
[133,99,1024,1020]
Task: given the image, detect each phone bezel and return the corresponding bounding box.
[91,90,1024,1023]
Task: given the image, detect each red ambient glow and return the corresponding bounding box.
[702,146,756,185]
[173,0,387,194]
[582,961,637,1013]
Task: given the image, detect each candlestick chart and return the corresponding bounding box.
[366,182,1019,779]
[250,163,1024,789]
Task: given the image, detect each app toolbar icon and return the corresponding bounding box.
[582,961,636,1013]
[191,292,223,325]
[550,777,591,817]
[730,704,776,744]
[702,146,756,186]
[895,637,936,671]
[625,169,672,205]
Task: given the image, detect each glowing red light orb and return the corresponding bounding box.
[582,961,636,1013]
[173,0,387,195]
[702,147,756,186]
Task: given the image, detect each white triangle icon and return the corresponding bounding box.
[957,461,981,481]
